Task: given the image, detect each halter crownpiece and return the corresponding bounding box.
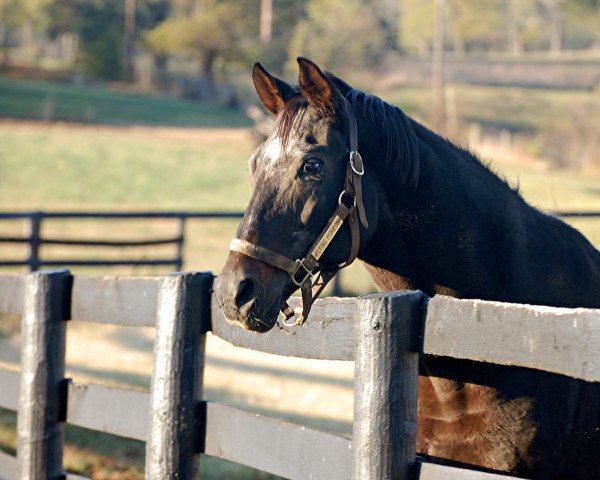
[229,97,367,326]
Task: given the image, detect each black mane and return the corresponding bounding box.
[345,88,421,186]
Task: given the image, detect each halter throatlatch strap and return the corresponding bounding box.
[228,97,367,326]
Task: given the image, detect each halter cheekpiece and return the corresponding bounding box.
[229,97,368,326]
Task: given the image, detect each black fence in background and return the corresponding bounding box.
[1,210,599,295]
[0,211,244,272]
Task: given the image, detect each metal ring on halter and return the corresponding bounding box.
[338,190,357,207]
[281,313,304,327]
[349,151,365,175]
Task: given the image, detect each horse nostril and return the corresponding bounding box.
[235,277,258,310]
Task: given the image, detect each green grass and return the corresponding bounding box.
[1,111,600,478]
[0,126,253,211]
[0,76,251,127]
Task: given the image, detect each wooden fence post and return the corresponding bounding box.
[26,213,42,272]
[17,270,71,480]
[145,271,213,479]
[175,216,186,271]
[353,291,424,480]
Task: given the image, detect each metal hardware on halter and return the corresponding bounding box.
[350,151,364,175]
[291,259,316,287]
[338,190,357,207]
[228,96,366,327]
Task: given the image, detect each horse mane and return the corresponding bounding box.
[345,88,421,186]
[275,85,421,186]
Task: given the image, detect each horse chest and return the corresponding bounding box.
[416,376,537,473]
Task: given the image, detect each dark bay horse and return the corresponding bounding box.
[216,58,600,479]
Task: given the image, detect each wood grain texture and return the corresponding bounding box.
[418,461,525,479]
[353,291,424,480]
[67,382,148,442]
[203,401,352,480]
[0,368,19,411]
[17,270,70,480]
[71,276,159,326]
[0,274,23,314]
[145,272,212,480]
[424,296,600,381]
[211,294,356,360]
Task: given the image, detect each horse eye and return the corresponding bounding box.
[302,159,323,175]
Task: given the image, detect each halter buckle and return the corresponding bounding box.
[291,259,315,287]
[349,151,365,176]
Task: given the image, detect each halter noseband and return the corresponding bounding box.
[229,99,368,326]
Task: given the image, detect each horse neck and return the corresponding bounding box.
[357,114,518,295]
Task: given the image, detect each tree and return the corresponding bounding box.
[398,0,435,55]
[287,0,385,72]
[0,0,51,66]
[447,0,504,53]
[505,0,545,55]
[144,1,252,98]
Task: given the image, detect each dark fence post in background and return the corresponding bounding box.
[26,213,42,272]
[145,271,213,479]
[353,291,422,480]
[175,215,186,271]
[17,269,71,480]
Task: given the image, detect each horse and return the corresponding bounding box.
[215,58,600,479]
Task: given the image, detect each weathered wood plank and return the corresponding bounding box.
[211,294,356,360]
[0,368,19,411]
[67,382,148,442]
[145,272,212,480]
[18,270,70,480]
[353,291,423,480]
[0,274,23,314]
[0,449,18,480]
[71,276,159,326]
[418,461,525,479]
[424,296,600,382]
[203,402,352,480]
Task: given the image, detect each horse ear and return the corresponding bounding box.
[297,57,335,113]
[252,62,295,115]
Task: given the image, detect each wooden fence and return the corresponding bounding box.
[1,209,598,278]
[0,211,245,271]
[0,270,599,479]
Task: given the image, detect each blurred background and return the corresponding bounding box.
[1,0,599,478]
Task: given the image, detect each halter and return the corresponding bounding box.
[229,99,368,326]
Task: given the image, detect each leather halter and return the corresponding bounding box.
[229,98,368,326]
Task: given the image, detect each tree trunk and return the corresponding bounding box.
[152,54,169,90]
[200,50,217,101]
[0,23,10,68]
[432,0,447,135]
[507,0,524,56]
[549,9,562,54]
[260,0,272,45]
[123,0,136,82]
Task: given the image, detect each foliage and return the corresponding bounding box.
[144,0,255,95]
[399,0,435,55]
[287,0,384,72]
[447,0,504,52]
[45,0,124,80]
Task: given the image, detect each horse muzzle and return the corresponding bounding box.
[215,252,287,332]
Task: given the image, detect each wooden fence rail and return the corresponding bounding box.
[1,271,600,479]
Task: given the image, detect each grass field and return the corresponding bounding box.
[0,76,251,127]
[1,76,600,478]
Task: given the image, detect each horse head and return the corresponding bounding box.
[216,58,378,332]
